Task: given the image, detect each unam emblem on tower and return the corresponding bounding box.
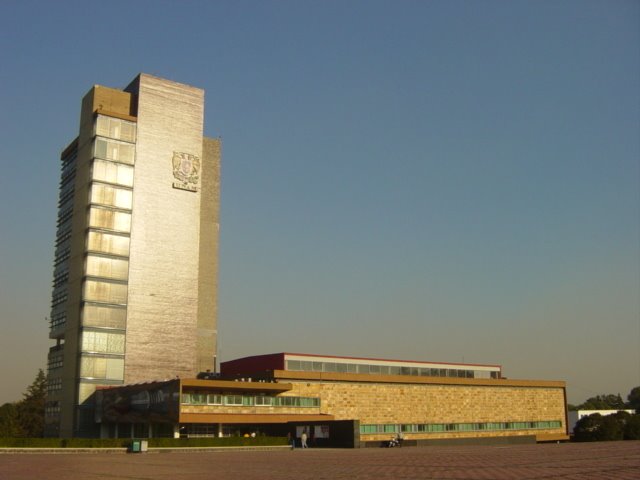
[172,151,200,192]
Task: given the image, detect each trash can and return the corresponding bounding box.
[140,440,148,452]
[131,440,141,453]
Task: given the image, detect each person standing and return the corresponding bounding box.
[301,430,308,448]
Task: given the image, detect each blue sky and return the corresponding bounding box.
[0,0,638,405]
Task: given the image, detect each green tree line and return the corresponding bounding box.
[0,369,46,437]
[571,386,640,442]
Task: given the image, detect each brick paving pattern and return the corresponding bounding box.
[1,441,639,479]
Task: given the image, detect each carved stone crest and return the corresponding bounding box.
[172,152,200,192]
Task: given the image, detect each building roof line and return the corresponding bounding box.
[280,352,502,369]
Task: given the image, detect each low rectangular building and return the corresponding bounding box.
[95,353,568,445]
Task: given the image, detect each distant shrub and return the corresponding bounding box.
[148,436,287,448]
[573,413,640,442]
[0,436,287,448]
[623,415,640,440]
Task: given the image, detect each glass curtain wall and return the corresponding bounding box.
[78,115,136,414]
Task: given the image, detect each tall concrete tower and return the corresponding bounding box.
[46,74,220,437]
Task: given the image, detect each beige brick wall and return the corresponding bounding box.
[286,380,566,441]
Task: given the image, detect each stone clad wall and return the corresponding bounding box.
[286,380,566,441]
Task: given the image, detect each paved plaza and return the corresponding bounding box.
[1,441,639,480]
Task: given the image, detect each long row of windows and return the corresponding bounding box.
[360,420,563,435]
[50,310,66,330]
[77,115,136,385]
[181,393,320,408]
[47,377,62,394]
[286,360,499,379]
[47,351,63,370]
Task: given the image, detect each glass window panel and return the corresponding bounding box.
[90,184,132,210]
[81,304,126,329]
[88,207,131,233]
[92,159,134,187]
[360,425,376,434]
[188,394,206,405]
[95,115,136,143]
[286,360,300,371]
[81,331,125,354]
[119,122,136,143]
[299,361,313,371]
[105,358,124,380]
[85,255,129,280]
[95,116,109,138]
[95,138,107,158]
[312,362,323,372]
[94,138,135,165]
[119,143,135,164]
[255,396,272,406]
[80,356,104,378]
[78,383,97,404]
[336,363,347,373]
[207,394,222,405]
[86,231,130,257]
[323,363,336,373]
[224,395,242,405]
[357,364,369,374]
[83,279,128,304]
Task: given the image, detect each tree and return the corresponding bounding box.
[0,402,22,437]
[627,386,640,413]
[573,413,623,442]
[15,369,47,437]
[576,393,626,410]
[623,414,640,440]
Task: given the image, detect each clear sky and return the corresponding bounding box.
[0,0,638,406]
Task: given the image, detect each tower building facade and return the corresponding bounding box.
[46,74,220,437]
